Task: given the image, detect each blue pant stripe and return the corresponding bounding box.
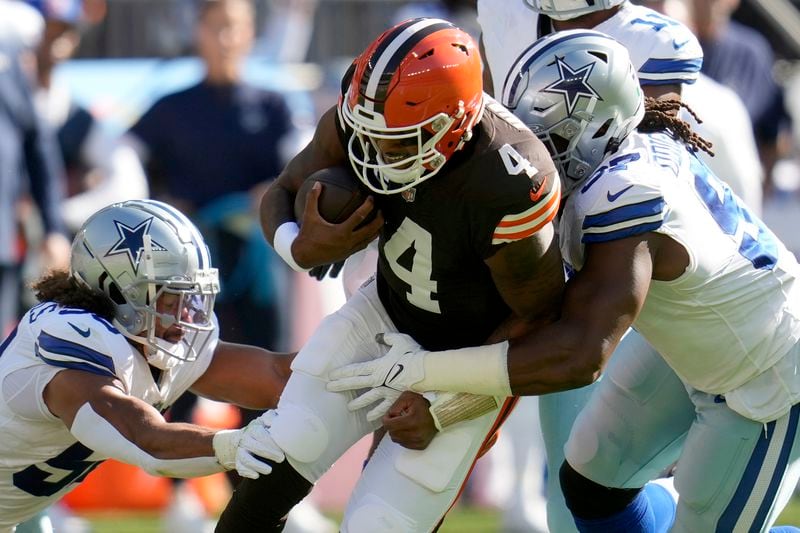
[716,419,775,532]
[751,404,800,531]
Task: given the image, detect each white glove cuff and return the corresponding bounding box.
[212,429,242,470]
[274,221,311,273]
[416,341,512,397]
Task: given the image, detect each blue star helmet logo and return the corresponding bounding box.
[543,56,602,116]
[105,217,167,273]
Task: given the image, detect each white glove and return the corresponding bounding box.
[212,411,285,479]
[347,386,402,422]
[327,332,428,400]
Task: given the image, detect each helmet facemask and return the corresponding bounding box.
[340,100,465,194]
[71,200,220,368]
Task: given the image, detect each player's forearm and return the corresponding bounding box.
[413,322,603,397]
[260,180,295,246]
[70,403,224,478]
[100,399,216,459]
[192,342,293,409]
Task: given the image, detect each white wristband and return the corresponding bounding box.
[416,341,512,397]
[274,221,311,273]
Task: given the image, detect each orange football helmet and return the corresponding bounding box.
[338,18,484,194]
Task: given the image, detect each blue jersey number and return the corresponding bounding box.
[691,158,778,270]
[13,442,100,497]
[630,13,681,32]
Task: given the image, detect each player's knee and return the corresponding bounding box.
[559,460,640,519]
[342,494,418,533]
[269,403,329,463]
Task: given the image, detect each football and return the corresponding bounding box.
[294,165,370,224]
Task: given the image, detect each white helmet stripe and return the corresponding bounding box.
[128,199,211,270]
[362,18,443,112]
[502,30,602,108]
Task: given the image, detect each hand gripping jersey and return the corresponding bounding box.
[559,131,800,421]
[0,303,217,528]
[338,96,559,351]
[477,0,703,96]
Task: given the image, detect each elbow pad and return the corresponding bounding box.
[70,403,223,478]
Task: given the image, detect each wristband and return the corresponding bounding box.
[415,341,512,397]
[274,222,311,273]
[429,392,501,431]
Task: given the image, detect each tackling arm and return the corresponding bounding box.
[329,232,666,398]
[43,369,281,478]
[190,341,294,410]
[414,220,567,429]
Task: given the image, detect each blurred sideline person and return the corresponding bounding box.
[642,0,763,214]
[0,37,70,340]
[689,0,793,192]
[329,30,800,533]
[124,0,298,353]
[22,0,148,234]
[215,17,565,533]
[476,1,702,529]
[0,199,289,532]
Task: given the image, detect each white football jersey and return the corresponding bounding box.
[0,303,217,528]
[477,0,702,96]
[559,132,800,420]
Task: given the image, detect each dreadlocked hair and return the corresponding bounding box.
[638,97,714,157]
[31,270,116,321]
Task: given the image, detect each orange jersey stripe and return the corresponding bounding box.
[492,184,560,244]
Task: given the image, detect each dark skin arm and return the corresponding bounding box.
[43,341,296,459]
[384,229,689,448]
[507,230,688,395]
[44,371,217,459]
[260,105,383,269]
[190,340,294,410]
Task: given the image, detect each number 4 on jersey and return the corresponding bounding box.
[499,144,544,200]
[383,218,440,314]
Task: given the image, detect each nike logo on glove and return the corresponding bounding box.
[68,322,91,338]
[385,364,405,386]
[607,185,634,202]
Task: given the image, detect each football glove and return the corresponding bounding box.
[212,411,285,479]
[309,260,345,281]
[327,333,428,400]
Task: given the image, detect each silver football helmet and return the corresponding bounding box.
[501,29,644,197]
[70,199,219,365]
[524,0,626,20]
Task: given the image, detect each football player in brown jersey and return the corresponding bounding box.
[216,18,565,533]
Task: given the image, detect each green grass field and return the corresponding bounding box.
[81,497,800,532]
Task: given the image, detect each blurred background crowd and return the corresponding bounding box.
[2,0,800,531]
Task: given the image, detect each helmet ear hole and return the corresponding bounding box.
[593,118,613,139]
[108,282,126,305]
